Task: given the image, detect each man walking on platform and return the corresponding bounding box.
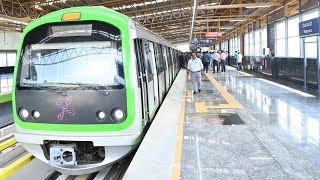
[212,50,220,73]
[188,52,204,94]
[202,51,211,73]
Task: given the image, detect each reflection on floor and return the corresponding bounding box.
[181,68,320,179]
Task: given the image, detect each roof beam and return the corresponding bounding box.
[197,2,282,10]
[196,18,253,22]
[124,2,190,15]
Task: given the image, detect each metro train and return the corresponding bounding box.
[13,6,181,175]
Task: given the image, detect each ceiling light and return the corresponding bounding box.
[220,27,233,30]
[229,19,247,22]
[245,6,269,8]
[0,17,29,25]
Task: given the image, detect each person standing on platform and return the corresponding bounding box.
[212,50,220,73]
[220,50,226,72]
[225,51,229,65]
[234,51,238,66]
[237,51,243,71]
[202,51,211,73]
[187,52,204,94]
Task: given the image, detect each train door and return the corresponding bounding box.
[142,40,159,119]
[162,46,170,92]
[166,47,172,85]
[170,49,175,78]
[134,39,148,124]
[154,43,166,103]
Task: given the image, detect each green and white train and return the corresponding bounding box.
[13,6,181,175]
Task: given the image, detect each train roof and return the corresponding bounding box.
[131,20,177,50]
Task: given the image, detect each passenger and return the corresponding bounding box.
[220,50,226,72]
[237,51,243,71]
[202,51,211,73]
[234,51,238,66]
[187,52,204,94]
[225,51,229,65]
[212,50,220,73]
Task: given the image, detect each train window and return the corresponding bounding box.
[162,46,168,70]
[134,39,143,87]
[154,43,164,75]
[142,41,154,82]
[166,47,172,67]
[18,20,125,89]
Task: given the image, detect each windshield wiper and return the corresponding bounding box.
[30,86,67,97]
[53,82,110,96]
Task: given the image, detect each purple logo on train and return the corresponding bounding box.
[56,96,75,120]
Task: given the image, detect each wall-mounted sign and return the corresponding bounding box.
[193,39,213,44]
[299,17,320,37]
[205,32,222,38]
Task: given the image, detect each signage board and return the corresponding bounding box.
[205,32,222,38]
[193,39,213,44]
[299,17,320,37]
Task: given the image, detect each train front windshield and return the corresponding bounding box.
[18,22,125,89]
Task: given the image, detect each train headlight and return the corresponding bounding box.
[96,111,106,121]
[32,110,41,119]
[19,108,29,119]
[111,108,125,122]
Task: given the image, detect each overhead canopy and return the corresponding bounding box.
[0,0,306,45]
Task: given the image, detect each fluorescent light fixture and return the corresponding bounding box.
[220,27,233,30]
[229,19,247,22]
[245,6,269,8]
[190,0,197,42]
[0,17,29,25]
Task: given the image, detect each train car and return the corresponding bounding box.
[13,6,181,175]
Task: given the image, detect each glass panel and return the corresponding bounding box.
[244,33,249,44]
[0,53,7,67]
[245,44,249,56]
[255,42,261,56]
[288,16,299,37]
[305,42,317,58]
[262,27,267,43]
[276,21,285,39]
[305,36,317,43]
[276,39,286,57]
[19,21,124,89]
[249,31,254,44]
[7,53,16,66]
[288,37,300,57]
[303,9,319,21]
[255,30,260,43]
[250,43,254,56]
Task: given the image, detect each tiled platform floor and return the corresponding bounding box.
[180,68,320,180]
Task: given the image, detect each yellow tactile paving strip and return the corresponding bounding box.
[172,72,244,179]
[195,73,243,112]
[172,74,187,180]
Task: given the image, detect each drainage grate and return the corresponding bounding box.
[220,114,245,125]
[202,114,245,125]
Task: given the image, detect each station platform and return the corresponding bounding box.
[124,67,320,179]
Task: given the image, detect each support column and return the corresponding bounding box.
[317,1,320,95]
[299,0,307,91]
[285,17,288,57]
[240,26,244,55]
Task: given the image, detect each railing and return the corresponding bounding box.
[0,74,13,94]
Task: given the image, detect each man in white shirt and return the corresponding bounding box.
[212,51,220,73]
[188,52,204,94]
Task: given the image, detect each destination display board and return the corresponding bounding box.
[299,17,320,37]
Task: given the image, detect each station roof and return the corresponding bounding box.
[0,0,303,44]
